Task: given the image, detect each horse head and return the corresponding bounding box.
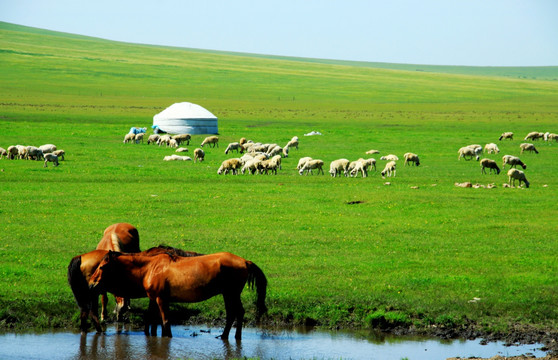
[89,251,121,293]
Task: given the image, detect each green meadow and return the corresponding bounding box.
[0,22,557,337]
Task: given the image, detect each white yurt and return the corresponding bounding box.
[152,102,218,135]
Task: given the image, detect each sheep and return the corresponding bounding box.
[147,134,160,145]
[498,132,514,141]
[455,182,473,188]
[39,144,57,154]
[134,133,144,144]
[193,148,205,163]
[270,154,282,170]
[296,157,312,170]
[502,155,526,169]
[241,158,261,175]
[7,146,18,160]
[123,133,135,143]
[225,142,242,154]
[26,146,44,161]
[329,159,350,177]
[0,147,7,159]
[480,158,500,174]
[285,138,299,150]
[201,136,219,148]
[350,160,368,178]
[239,137,247,146]
[524,131,544,141]
[282,146,289,158]
[458,146,479,161]
[163,155,192,161]
[366,149,380,155]
[403,153,420,166]
[157,135,172,147]
[168,139,178,148]
[267,145,283,157]
[380,154,399,161]
[217,158,242,175]
[52,149,65,160]
[172,134,191,146]
[176,147,188,153]
[507,169,529,188]
[259,158,280,175]
[43,153,59,167]
[381,161,397,177]
[520,143,539,154]
[484,143,499,154]
[547,133,558,142]
[299,159,324,175]
[543,132,550,141]
[16,145,28,160]
[361,158,376,172]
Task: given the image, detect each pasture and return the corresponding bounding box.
[0,22,557,338]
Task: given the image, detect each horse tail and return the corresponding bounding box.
[247,261,268,318]
[67,255,90,311]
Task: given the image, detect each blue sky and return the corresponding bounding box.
[1,0,557,66]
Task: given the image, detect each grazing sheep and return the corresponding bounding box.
[381,161,397,177]
[39,144,57,154]
[547,133,558,142]
[172,134,191,146]
[458,146,480,161]
[299,159,324,175]
[201,136,219,148]
[267,145,283,157]
[520,143,539,154]
[0,147,7,159]
[285,138,299,150]
[524,131,544,141]
[168,139,178,148]
[157,135,172,147]
[455,182,473,188]
[270,154,282,171]
[239,137,247,146]
[123,133,135,143]
[52,149,65,160]
[484,143,499,154]
[225,142,242,154]
[176,147,189,153]
[163,155,192,161]
[403,152,420,166]
[16,145,28,159]
[258,158,280,175]
[297,157,313,170]
[193,148,205,163]
[147,134,160,145]
[7,146,18,160]
[499,132,514,141]
[480,158,500,174]
[350,160,368,178]
[217,158,242,175]
[134,133,144,144]
[26,146,44,161]
[282,146,289,158]
[380,154,399,161]
[507,169,529,188]
[241,158,261,175]
[43,153,59,167]
[366,149,380,155]
[329,159,350,177]
[502,155,526,169]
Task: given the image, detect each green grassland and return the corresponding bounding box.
[0,22,557,337]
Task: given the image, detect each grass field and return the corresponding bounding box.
[0,22,557,337]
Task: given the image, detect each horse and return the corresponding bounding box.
[88,251,268,339]
[95,223,140,321]
[68,245,201,333]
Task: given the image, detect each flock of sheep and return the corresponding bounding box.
[0,143,64,167]
[457,131,557,188]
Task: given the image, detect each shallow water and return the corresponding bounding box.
[0,325,547,360]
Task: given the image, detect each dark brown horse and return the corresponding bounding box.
[88,251,268,339]
[68,246,201,333]
[95,223,141,321]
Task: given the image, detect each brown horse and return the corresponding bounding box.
[95,223,141,321]
[88,251,268,339]
[68,246,201,333]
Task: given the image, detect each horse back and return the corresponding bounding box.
[96,223,140,253]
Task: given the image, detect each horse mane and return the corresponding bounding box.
[153,244,204,259]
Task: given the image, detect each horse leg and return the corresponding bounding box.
[219,293,244,340]
[89,296,103,333]
[144,299,159,336]
[100,293,108,322]
[156,297,172,337]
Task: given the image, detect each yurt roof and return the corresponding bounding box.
[153,102,217,121]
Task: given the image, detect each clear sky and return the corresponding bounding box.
[1,0,557,66]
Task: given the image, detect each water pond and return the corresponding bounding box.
[0,325,547,360]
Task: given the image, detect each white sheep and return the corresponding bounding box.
[270,154,282,170]
[0,147,7,159]
[147,134,160,145]
[498,132,514,141]
[225,142,242,154]
[282,146,289,158]
[16,145,28,159]
[458,146,479,161]
[329,159,350,177]
[296,157,312,170]
[157,135,172,147]
[524,131,543,141]
[241,158,261,175]
[480,158,500,174]
[507,169,529,188]
[217,158,242,175]
[7,146,18,160]
[176,147,189,153]
[403,153,420,166]
[484,143,499,154]
[163,155,192,161]
[350,160,368,178]
[52,150,65,160]
[172,134,191,145]
[547,133,558,142]
[39,144,57,154]
[502,155,526,169]
[285,138,299,150]
[381,161,397,177]
[168,139,178,148]
[520,143,539,154]
[267,145,283,157]
[201,136,219,148]
[299,159,324,175]
[26,146,44,161]
[43,153,59,167]
[380,154,399,161]
[123,133,135,144]
[193,148,205,163]
[134,133,144,144]
[366,149,380,155]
